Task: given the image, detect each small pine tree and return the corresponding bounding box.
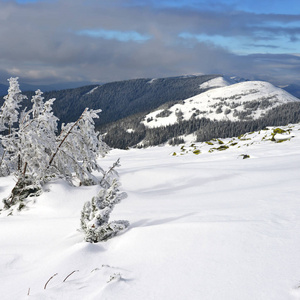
[80,161,129,242]
[0,77,27,133]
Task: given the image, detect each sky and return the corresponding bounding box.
[0,0,300,86]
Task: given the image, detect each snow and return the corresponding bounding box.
[142,80,300,128]
[147,78,157,84]
[1,123,300,299]
[85,86,99,95]
[199,76,230,89]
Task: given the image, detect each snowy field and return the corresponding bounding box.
[1,124,300,299]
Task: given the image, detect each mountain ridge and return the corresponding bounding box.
[103,79,300,148]
[1,75,300,149]
[142,80,299,128]
[1,74,221,128]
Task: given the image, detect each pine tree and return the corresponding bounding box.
[0,77,26,133]
[18,90,58,177]
[80,167,129,242]
[0,77,27,176]
[48,108,109,185]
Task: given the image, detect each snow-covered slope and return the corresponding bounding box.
[1,123,300,299]
[199,76,231,90]
[143,81,299,128]
[85,86,100,95]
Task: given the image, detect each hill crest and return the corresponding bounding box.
[142,80,299,129]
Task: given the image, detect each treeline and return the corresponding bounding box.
[102,102,300,148]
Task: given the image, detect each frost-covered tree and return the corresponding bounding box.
[0,77,26,133]
[80,165,129,242]
[14,90,57,177]
[48,108,109,185]
[0,78,129,242]
[3,90,60,209]
[0,78,112,211]
[0,77,27,175]
[1,87,59,209]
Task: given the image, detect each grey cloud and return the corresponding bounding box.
[0,0,299,86]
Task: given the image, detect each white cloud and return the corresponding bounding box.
[76,29,151,43]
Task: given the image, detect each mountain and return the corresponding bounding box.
[198,75,247,91]
[103,79,300,148]
[1,74,300,149]
[21,81,98,92]
[1,74,220,128]
[0,81,98,96]
[59,74,219,127]
[143,81,298,128]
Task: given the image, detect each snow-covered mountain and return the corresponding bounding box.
[198,75,247,90]
[142,80,299,128]
[198,76,232,90]
[0,74,221,129]
[1,123,300,299]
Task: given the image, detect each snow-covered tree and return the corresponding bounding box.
[0,78,113,211]
[48,108,109,185]
[0,77,27,175]
[0,77,26,133]
[80,162,129,242]
[17,90,57,176]
[0,77,129,242]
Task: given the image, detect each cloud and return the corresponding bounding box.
[244,44,281,49]
[76,29,151,43]
[0,0,300,86]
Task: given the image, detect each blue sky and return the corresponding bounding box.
[0,0,300,85]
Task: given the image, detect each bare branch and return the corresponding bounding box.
[100,158,120,186]
[44,273,58,290]
[63,270,79,282]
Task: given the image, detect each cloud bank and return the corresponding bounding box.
[0,0,300,85]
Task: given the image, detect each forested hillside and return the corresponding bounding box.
[0,75,219,128]
[1,75,299,149]
[103,102,300,148]
[102,80,300,148]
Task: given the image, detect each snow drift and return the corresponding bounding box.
[1,123,300,299]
